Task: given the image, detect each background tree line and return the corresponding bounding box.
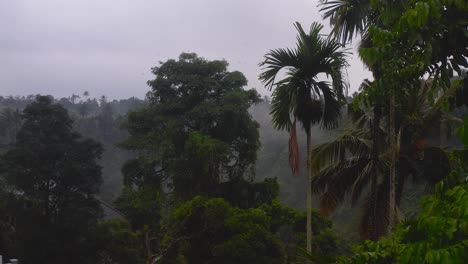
[0,55,343,263]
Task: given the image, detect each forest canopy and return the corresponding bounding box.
[0,0,467,263]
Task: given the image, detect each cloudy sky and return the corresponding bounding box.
[1,0,371,99]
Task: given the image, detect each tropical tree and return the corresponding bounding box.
[319,0,468,234]
[90,218,144,264]
[117,53,264,241]
[120,53,261,202]
[259,22,348,252]
[1,96,103,264]
[319,0,373,45]
[336,124,468,263]
[310,80,460,240]
[319,0,398,235]
[154,196,287,264]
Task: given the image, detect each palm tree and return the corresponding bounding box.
[259,22,348,252]
[319,0,373,45]
[320,0,467,236]
[310,79,457,240]
[317,0,404,233]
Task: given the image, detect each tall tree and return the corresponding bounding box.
[118,53,262,223]
[154,196,287,264]
[336,124,468,263]
[320,0,467,235]
[259,22,348,252]
[319,0,390,238]
[310,82,454,239]
[1,96,103,264]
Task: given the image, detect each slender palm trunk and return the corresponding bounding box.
[388,95,397,232]
[370,104,381,240]
[306,133,312,253]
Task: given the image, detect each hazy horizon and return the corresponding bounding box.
[1,0,371,100]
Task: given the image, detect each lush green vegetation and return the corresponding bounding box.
[0,0,466,263]
[338,125,468,264]
[1,96,103,263]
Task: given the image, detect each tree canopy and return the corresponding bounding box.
[120,53,261,201]
[0,96,103,264]
[0,1,466,262]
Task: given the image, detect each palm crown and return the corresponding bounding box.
[259,22,349,252]
[259,22,348,174]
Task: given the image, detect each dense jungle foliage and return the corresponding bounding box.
[0,0,467,263]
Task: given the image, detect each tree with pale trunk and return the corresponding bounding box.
[259,21,348,253]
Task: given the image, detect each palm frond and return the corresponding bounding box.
[311,157,369,215]
[295,22,326,67]
[318,81,342,129]
[358,79,372,91]
[319,0,372,44]
[270,84,295,131]
[330,65,349,100]
[311,129,370,171]
[350,159,373,205]
[259,48,299,90]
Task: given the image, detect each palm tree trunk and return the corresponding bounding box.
[306,132,313,253]
[388,95,396,233]
[370,104,381,240]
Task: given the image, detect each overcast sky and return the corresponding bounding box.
[1,0,371,99]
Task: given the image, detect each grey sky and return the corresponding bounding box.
[0,0,371,99]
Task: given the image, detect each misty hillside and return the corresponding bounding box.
[4,93,462,249]
[1,1,467,263]
[0,94,325,208]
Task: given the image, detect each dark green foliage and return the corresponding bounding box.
[0,95,146,203]
[0,96,103,264]
[3,96,102,209]
[121,53,261,201]
[1,80,335,264]
[338,130,468,264]
[261,201,341,263]
[90,218,144,264]
[0,91,316,212]
[156,197,341,264]
[216,177,279,208]
[310,82,458,240]
[339,164,468,263]
[111,54,304,263]
[0,191,20,258]
[357,0,467,99]
[158,196,287,264]
[2,1,465,259]
[114,186,162,230]
[319,0,467,243]
[455,116,468,148]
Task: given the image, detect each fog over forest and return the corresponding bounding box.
[1,91,464,248]
[1,1,466,263]
[0,94,321,207]
[0,0,372,99]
